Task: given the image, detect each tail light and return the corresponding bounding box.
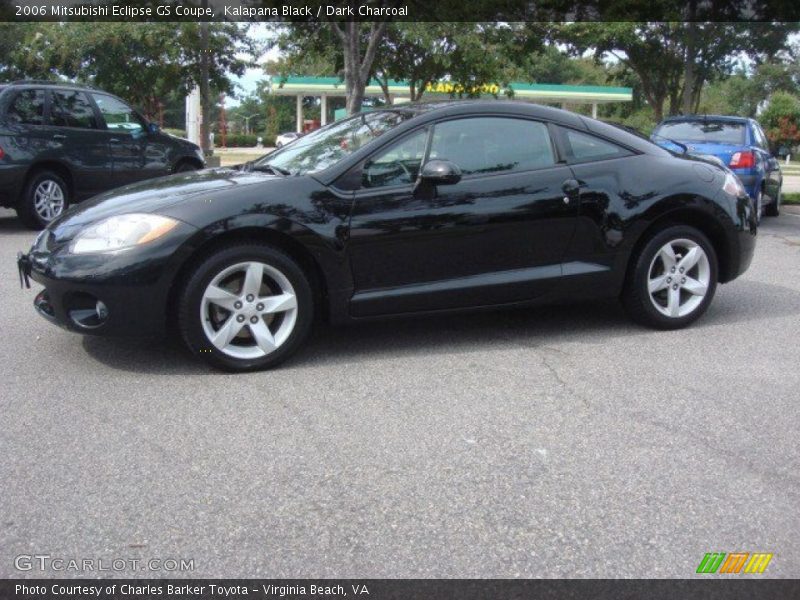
[0,145,5,160]
[729,151,755,169]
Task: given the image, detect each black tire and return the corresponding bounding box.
[765,187,781,217]
[178,243,314,371]
[17,170,70,230]
[622,225,718,330]
[754,188,763,224]
[174,160,199,173]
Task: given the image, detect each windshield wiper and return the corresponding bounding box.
[247,162,291,176]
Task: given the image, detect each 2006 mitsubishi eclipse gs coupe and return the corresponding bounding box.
[17,101,757,371]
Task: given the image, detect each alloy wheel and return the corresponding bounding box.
[34,180,65,222]
[647,238,710,318]
[200,261,298,359]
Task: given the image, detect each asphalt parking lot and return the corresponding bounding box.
[1,206,799,579]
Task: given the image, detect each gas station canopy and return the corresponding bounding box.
[269,76,634,132]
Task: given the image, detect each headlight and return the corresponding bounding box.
[722,172,746,197]
[70,214,179,254]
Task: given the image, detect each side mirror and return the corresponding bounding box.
[148,122,160,134]
[419,159,462,186]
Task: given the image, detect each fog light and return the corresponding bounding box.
[66,293,108,329]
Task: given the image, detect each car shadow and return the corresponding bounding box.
[80,278,800,375]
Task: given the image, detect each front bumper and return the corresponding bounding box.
[17,223,197,337]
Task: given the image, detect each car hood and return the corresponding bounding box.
[46,168,280,241]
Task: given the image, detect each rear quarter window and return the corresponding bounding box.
[6,89,46,126]
[561,128,631,163]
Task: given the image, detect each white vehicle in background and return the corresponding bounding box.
[275,131,302,148]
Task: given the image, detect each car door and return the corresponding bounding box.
[90,92,170,186]
[751,120,781,201]
[47,89,112,199]
[345,116,579,317]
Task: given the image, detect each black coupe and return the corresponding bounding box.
[17,101,757,371]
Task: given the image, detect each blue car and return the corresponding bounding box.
[652,115,783,218]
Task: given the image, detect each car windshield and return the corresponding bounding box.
[254,110,415,176]
[654,120,746,145]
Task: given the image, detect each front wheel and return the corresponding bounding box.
[178,244,314,371]
[622,226,718,330]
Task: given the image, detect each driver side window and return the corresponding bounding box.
[361,129,428,189]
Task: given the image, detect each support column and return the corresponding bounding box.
[320,94,328,126]
[296,95,303,133]
[592,103,598,119]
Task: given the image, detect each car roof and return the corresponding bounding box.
[4,80,98,92]
[659,115,750,124]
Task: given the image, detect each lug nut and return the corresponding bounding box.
[234,301,242,309]
[671,267,676,273]
[681,278,686,284]
[246,294,255,302]
[667,277,672,283]
[250,316,259,324]
[673,284,679,290]
[236,315,245,322]
[679,267,685,273]
[256,303,264,311]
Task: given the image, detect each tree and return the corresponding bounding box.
[760,91,800,150]
[553,21,798,121]
[21,22,259,153]
[328,19,388,114]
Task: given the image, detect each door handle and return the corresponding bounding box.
[52,134,66,141]
[109,138,120,143]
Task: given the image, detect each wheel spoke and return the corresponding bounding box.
[682,276,707,296]
[241,263,263,297]
[648,274,669,293]
[667,286,681,317]
[210,316,244,350]
[260,292,296,314]
[205,285,239,311]
[659,244,677,269]
[249,320,276,353]
[678,246,701,272]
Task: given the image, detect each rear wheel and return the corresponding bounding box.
[765,187,781,217]
[17,170,69,230]
[622,225,718,330]
[178,243,314,371]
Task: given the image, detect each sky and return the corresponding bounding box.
[228,23,277,106]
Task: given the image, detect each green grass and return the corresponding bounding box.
[783,192,800,205]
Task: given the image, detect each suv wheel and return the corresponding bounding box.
[18,170,69,230]
[622,225,718,330]
[178,243,314,371]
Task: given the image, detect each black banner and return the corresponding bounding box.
[3,579,800,600]
[2,0,800,22]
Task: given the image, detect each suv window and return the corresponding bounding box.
[562,129,630,162]
[7,89,46,126]
[362,129,428,189]
[50,90,98,129]
[91,93,145,135]
[429,117,555,176]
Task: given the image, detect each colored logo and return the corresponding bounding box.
[696,552,773,574]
